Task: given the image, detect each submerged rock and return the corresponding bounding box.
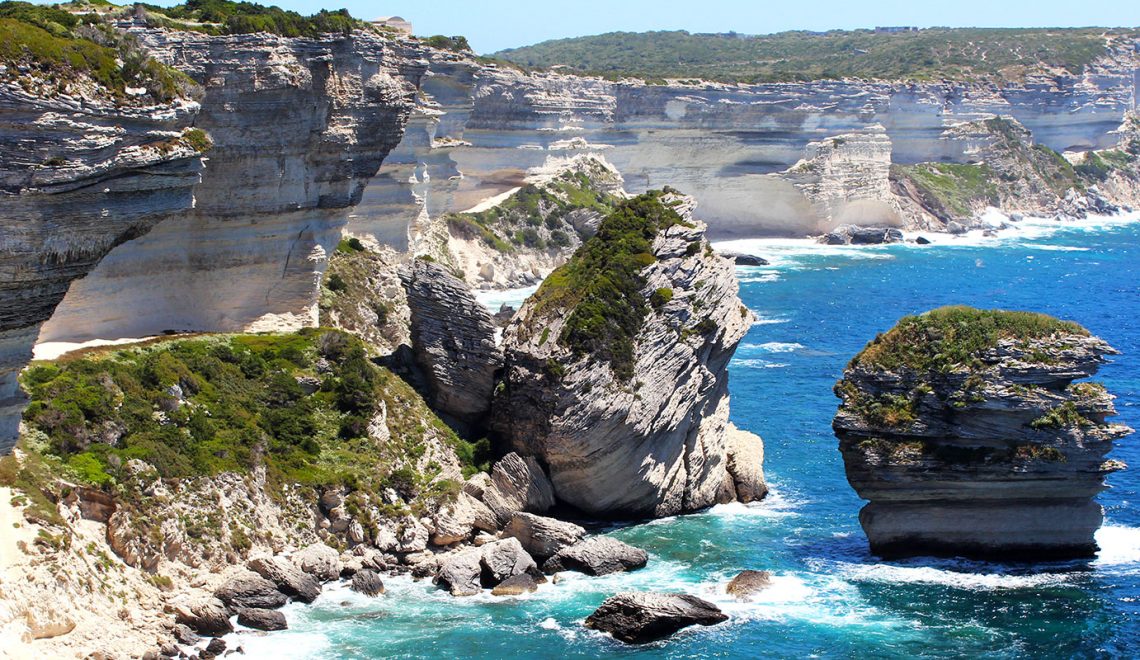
[720,252,769,266]
[834,306,1132,560]
[491,191,758,518]
[725,570,772,600]
[542,536,648,576]
[584,592,728,644]
[490,573,538,596]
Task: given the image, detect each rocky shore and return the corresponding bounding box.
[834,306,1133,559]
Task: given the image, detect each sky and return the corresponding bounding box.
[148,0,1140,53]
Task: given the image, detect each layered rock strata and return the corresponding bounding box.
[834,307,1132,559]
[41,25,426,343]
[491,191,765,517]
[0,81,204,453]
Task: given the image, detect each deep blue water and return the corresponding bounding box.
[241,218,1140,659]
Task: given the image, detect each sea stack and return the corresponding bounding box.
[833,306,1131,560]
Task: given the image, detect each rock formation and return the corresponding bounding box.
[399,258,502,428]
[492,191,764,517]
[584,592,728,644]
[834,306,1132,559]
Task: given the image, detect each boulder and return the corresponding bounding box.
[431,492,498,545]
[173,597,233,637]
[215,571,288,610]
[172,624,200,645]
[725,570,772,600]
[351,569,386,597]
[482,453,556,525]
[502,512,586,560]
[293,542,341,582]
[247,556,321,603]
[479,537,538,586]
[237,608,288,631]
[205,638,226,656]
[436,549,483,596]
[584,593,728,644]
[720,252,769,266]
[914,236,932,245]
[543,537,648,576]
[491,573,538,596]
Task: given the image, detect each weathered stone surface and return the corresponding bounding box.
[491,573,538,596]
[502,512,586,560]
[479,537,538,586]
[248,556,321,603]
[724,424,768,503]
[350,569,386,597]
[400,258,503,426]
[293,543,341,582]
[172,598,233,637]
[725,570,772,600]
[834,308,1133,560]
[237,608,288,631]
[584,592,728,644]
[431,491,498,545]
[482,453,556,525]
[819,224,905,245]
[215,571,288,610]
[436,549,483,596]
[491,197,755,517]
[543,537,648,576]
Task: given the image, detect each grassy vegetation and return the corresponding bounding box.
[529,191,688,381]
[423,35,471,52]
[0,2,196,102]
[445,167,622,253]
[14,330,485,511]
[135,0,365,37]
[892,162,998,220]
[851,306,1088,374]
[493,28,1133,84]
[1030,401,1093,430]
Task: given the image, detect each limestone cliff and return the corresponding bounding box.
[0,78,206,454]
[833,306,1132,560]
[491,191,764,517]
[40,24,426,343]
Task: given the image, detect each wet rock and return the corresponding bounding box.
[502,512,586,560]
[237,608,287,631]
[215,571,288,610]
[247,556,321,603]
[720,252,769,266]
[725,570,772,600]
[584,592,728,644]
[543,537,648,576]
[435,549,483,596]
[491,573,538,596]
[480,537,538,586]
[350,569,386,597]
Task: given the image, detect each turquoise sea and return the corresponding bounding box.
[241,217,1140,659]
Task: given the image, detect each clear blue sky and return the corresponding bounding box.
[146,0,1140,53]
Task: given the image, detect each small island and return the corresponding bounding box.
[834,306,1132,560]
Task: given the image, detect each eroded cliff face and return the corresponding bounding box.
[834,307,1132,560]
[40,26,426,345]
[491,192,763,517]
[0,80,205,453]
[341,41,1138,245]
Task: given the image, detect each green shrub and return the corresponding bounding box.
[325,273,347,293]
[650,287,673,308]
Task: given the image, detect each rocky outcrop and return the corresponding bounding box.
[543,536,648,576]
[399,258,502,427]
[834,306,1132,559]
[173,598,233,637]
[491,192,760,517]
[481,452,556,526]
[819,225,905,245]
[215,571,288,610]
[247,556,321,604]
[350,569,386,597]
[724,424,769,503]
[584,593,728,644]
[237,608,288,631]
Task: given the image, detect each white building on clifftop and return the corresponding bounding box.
[372,16,413,34]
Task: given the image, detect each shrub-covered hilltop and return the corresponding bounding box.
[834,306,1131,560]
[4,329,486,539]
[0,0,198,102]
[494,27,1139,84]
